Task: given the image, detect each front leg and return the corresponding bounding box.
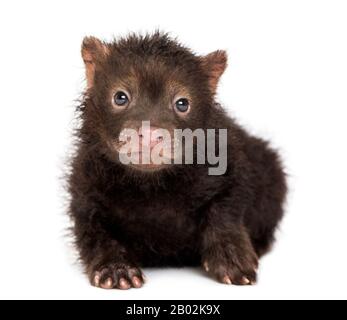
[200,163,259,285]
[201,219,258,285]
[72,202,145,290]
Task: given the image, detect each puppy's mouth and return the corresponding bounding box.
[124,151,172,171]
[113,145,176,171]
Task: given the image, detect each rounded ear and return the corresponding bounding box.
[81,36,109,88]
[200,50,228,94]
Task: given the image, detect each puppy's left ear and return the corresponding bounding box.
[81,36,109,88]
[200,50,227,94]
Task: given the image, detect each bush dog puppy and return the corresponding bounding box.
[68,32,287,289]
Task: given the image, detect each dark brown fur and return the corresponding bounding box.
[68,32,287,289]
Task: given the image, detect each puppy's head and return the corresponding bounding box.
[81,32,227,172]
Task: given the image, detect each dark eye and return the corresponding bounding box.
[175,98,190,113]
[113,91,129,106]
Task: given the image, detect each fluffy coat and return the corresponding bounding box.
[68,32,287,289]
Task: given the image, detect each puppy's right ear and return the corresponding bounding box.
[81,36,109,88]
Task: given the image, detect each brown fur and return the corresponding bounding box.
[68,32,287,289]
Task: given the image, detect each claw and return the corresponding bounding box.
[203,261,209,272]
[241,276,250,285]
[101,277,113,289]
[222,275,232,285]
[118,278,131,290]
[93,272,101,287]
[131,276,143,288]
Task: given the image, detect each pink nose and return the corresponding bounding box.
[138,126,164,149]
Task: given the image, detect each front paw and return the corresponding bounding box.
[90,263,145,290]
[202,243,258,286]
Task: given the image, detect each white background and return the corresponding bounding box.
[0,0,346,300]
